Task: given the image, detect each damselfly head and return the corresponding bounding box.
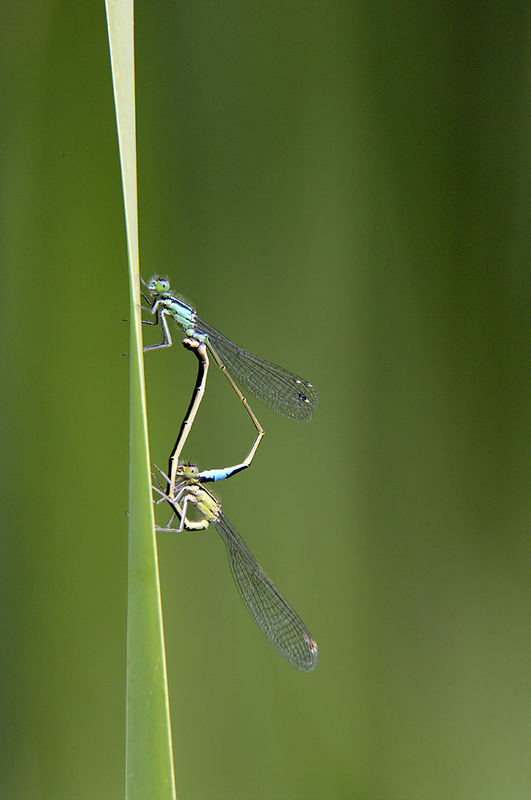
[146,275,171,297]
[177,462,200,480]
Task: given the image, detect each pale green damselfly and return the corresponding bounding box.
[153,463,318,672]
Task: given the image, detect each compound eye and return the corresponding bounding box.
[183,463,199,476]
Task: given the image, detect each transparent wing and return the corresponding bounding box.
[196,317,319,421]
[214,512,318,671]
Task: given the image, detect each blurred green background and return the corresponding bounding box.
[1,2,529,798]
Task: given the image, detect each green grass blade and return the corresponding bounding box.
[105,3,177,798]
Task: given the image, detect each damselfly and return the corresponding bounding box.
[152,464,318,672]
[143,276,319,423]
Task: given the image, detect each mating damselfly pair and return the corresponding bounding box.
[142,276,319,671]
